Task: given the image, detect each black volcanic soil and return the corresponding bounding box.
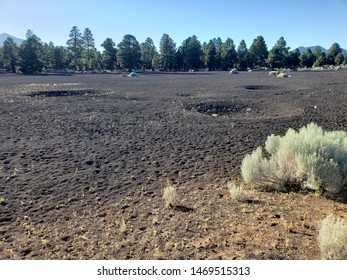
[1,70,347,260]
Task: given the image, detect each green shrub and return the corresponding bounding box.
[241,123,347,197]
[317,215,347,259]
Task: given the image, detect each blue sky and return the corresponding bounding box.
[1,0,346,51]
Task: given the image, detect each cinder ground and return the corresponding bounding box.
[1,70,347,259]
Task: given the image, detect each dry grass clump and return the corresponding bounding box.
[227,181,246,202]
[317,215,347,259]
[241,123,347,197]
[163,184,177,208]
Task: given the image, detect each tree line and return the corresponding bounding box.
[0,26,346,73]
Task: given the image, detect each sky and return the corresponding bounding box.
[1,0,347,51]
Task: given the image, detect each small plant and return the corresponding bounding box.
[163,184,177,208]
[227,182,246,202]
[0,197,5,204]
[119,218,127,233]
[317,215,347,259]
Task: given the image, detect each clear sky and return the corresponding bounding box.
[1,0,346,51]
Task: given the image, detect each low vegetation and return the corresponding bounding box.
[317,215,347,259]
[241,123,347,199]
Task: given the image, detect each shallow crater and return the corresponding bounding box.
[243,85,276,91]
[27,89,97,97]
[184,100,247,115]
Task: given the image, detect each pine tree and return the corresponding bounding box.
[248,36,268,68]
[237,40,248,70]
[300,48,316,68]
[3,37,19,73]
[159,34,176,71]
[327,43,342,65]
[117,34,141,71]
[19,30,44,73]
[66,26,84,71]
[267,37,289,69]
[286,49,300,69]
[82,28,96,70]
[180,35,202,70]
[203,40,217,71]
[220,38,237,70]
[101,38,117,71]
[140,37,156,70]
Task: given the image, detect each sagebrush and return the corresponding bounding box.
[317,215,347,259]
[241,123,347,197]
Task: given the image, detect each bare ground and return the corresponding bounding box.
[1,70,347,259]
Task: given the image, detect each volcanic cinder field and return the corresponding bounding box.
[1,70,347,260]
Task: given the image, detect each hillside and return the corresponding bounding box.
[0,33,24,46]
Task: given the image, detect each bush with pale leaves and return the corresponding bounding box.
[241,123,347,197]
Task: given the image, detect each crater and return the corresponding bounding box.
[27,89,97,97]
[243,85,275,90]
[184,100,247,115]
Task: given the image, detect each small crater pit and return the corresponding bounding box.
[184,100,247,115]
[244,85,275,91]
[27,89,97,97]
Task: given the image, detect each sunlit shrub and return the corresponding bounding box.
[317,215,347,259]
[241,123,347,197]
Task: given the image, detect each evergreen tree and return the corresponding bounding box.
[327,43,342,65]
[286,48,300,69]
[313,52,327,67]
[203,40,217,70]
[180,35,202,70]
[248,36,268,68]
[267,36,289,68]
[140,37,156,70]
[300,48,316,68]
[335,53,344,65]
[53,46,67,70]
[19,30,44,73]
[213,37,223,70]
[159,34,176,71]
[66,26,84,71]
[82,28,96,70]
[101,38,117,71]
[151,52,160,70]
[3,37,19,73]
[0,47,4,68]
[117,34,141,71]
[236,39,248,70]
[42,41,55,69]
[220,38,237,70]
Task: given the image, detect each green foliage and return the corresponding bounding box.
[300,48,316,68]
[313,52,327,67]
[203,40,217,70]
[327,43,342,65]
[3,37,19,72]
[286,49,300,69]
[159,34,176,71]
[221,38,237,70]
[335,53,345,66]
[266,36,289,69]
[66,26,84,71]
[19,30,44,73]
[241,123,347,197]
[140,37,156,70]
[236,39,248,70]
[248,36,268,68]
[180,35,202,70]
[101,38,117,71]
[318,215,347,259]
[82,28,96,70]
[117,34,141,71]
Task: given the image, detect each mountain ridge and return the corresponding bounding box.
[0,33,24,46]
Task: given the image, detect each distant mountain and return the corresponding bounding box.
[0,33,24,46]
[296,45,347,54]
